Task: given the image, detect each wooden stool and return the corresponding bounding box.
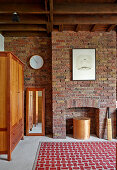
[73,117,90,139]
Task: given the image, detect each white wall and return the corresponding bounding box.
[0,34,4,51]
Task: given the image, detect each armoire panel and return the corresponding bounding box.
[0,57,7,129]
[18,64,23,121]
[11,119,23,151]
[0,131,7,152]
[11,58,19,126]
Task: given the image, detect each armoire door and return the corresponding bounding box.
[0,56,8,153]
[11,58,19,127]
[18,63,24,122]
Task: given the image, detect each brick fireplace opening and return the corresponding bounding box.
[66,97,100,138]
[66,107,99,137]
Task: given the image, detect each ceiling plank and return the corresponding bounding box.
[75,24,79,32]
[2,31,48,37]
[106,24,116,31]
[1,2,117,16]
[0,15,48,24]
[0,3,49,14]
[90,24,96,31]
[54,3,117,14]
[0,25,46,31]
[55,0,116,2]
[54,15,117,24]
[0,0,115,2]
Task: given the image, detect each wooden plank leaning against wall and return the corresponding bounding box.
[0,52,24,161]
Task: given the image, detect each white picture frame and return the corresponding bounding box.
[72,49,96,80]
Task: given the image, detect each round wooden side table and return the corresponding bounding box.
[73,117,90,140]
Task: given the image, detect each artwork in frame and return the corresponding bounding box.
[72,49,96,80]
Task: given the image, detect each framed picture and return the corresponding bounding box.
[72,49,96,80]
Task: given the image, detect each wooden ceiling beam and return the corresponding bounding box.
[0,15,47,24]
[106,24,116,31]
[0,25,46,31]
[2,31,48,37]
[54,3,117,15]
[0,21,47,25]
[0,3,49,14]
[54,15,117,24]
[49,0,53,31]
[75,24,79,32]
[45,0,48,11]
[55,0,116,2]
[47,23,51,33]
[90,24,96,32]
[59,24,63,31]
[1,3,117,15]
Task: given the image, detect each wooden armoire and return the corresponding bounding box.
[0,52,24,161]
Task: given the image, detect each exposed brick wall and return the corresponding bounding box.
[4,32,117,139]
[116,34,117,137]
[5,37,52,135]
[52,31,116,139]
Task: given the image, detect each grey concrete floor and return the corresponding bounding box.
[29,123,42,134]
[0,135,117,170]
